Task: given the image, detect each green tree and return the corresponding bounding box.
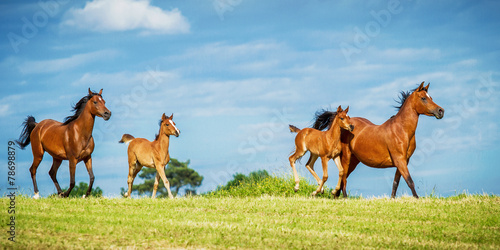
[62,182,103,198]
[122,158,203,198]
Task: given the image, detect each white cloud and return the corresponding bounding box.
[61,0,190,34]
[18,50,119,74]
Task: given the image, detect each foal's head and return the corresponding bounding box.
[335,106,354,132]
[160,113,180,137]
[88,88,111,120]
[410,82,445,119]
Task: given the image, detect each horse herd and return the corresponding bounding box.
[16,82,444,199]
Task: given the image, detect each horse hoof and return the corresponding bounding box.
[321,188,325,194]
[33,193,40,199]
[82,195,86,199]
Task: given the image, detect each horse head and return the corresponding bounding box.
[411,82,444,119]
[336,105,354,132]
[88,88,111,120]
[160,113,180,137]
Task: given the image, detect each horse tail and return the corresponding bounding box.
[289,125,301,133]
[313,109,337,131]
[119,134,135,145]
[16,116,37,149]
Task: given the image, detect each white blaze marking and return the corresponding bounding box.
[425,92,431,99]
[169,120,180,134]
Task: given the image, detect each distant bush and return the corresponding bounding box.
[57,182,103,198]
[204,170,341,198]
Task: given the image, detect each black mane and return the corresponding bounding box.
[394,84,427,111]
[393,90,412,111]
[312,109,338,131]
[63,91,101,125]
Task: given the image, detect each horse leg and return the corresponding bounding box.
[391,169,402,198]
[125,162,141,198]
[155,158,174,199]
[289,147,307,192]
[152,172,160,198]
[83,157,94,198]
[30,143,44,199]
[62,158,78,198]
[48,158,63,195]
[313,156,329,196]
[394,159,419,198]
[305,154,322,192]
[331,156,344,198]
[343,157,360,198]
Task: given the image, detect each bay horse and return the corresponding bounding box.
[289,106,354,196]
[16,89,111,199]
[313,82,444,198]
[119,113,180,199]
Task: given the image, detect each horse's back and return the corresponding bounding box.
[348,117,394,167]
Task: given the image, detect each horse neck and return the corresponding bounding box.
[72,104,96,138]
[392,97,420,135]
[154,132,170,156]
[326,117,342,140]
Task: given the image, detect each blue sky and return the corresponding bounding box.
[1,0,499,198]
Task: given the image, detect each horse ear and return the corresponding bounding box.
[345,106,349,113]
[336,105,342,112]
[417,82,425,91]
[99,89,103,95]
[162,113,167,120]
[88,88,92,95]
[170,113,174,119]
[424,83,430,92]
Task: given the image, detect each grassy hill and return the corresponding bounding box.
[1,194,499,249]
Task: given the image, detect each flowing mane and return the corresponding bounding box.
[63,91,101,125]
[394,83,429,111]
[312,109,338,131]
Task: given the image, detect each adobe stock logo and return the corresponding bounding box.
[7,0,69,54]
[340,0,407,63]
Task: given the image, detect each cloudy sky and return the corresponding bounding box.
[1,0,499,198]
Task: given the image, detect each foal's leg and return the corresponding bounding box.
[83,157,94,198]
[155,157,174,199]
[125,162,141,198]
[331,156,344,197]
[289,147,307,192]
[304,154,322,190]
[313,156,329,196]
[152,172,160,198]
[48,158,63,195]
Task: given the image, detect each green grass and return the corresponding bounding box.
[1,194,499,249]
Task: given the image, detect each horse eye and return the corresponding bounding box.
[421,97,426,101]
[93,101,97,104]
[340,118,344,120]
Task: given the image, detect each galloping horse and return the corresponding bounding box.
[16,89,111,198]
[313,82,444,198]
[289,106,354,196]
[119,113,180,199]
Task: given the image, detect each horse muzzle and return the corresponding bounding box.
[434,107,444,119]
[349,124,355,132]
[102,111,112,121]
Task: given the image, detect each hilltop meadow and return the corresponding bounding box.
[1,176,499,249]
